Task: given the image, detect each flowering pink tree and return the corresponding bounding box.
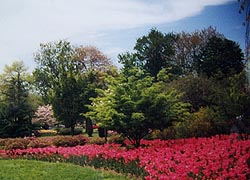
[32,105,58,127]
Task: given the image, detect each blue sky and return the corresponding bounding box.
[0,0,245,72]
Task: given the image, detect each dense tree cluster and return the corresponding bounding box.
[0,27,249,147]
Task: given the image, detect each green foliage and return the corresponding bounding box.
[4,138,30,150]
[134,28,179,79]
[57,128,83,135]
[0,61,34,138]
[88,137,106,145]
[33,40,77,102]
[172,75,218,111]
[52,135,87,147]
[33,41,115,136]
[86,66,190,147]
[198,36,244,79]
[27,138,52,148]
[34,41,89,135]
[52,75,86,134]
[1,135,88,150]
[107,134,125,144]
[214,72,250,133]
[175,26,223,75]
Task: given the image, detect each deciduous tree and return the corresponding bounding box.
[134,29,179,79]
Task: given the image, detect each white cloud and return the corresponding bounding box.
[0,0,234,71]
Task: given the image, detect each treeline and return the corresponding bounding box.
[0,27,249,147]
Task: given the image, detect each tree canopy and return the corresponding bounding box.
[0,61,34,137]
[134,29,179,79]
[1,26,249,144]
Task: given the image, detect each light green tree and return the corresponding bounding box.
[86,63,189,147]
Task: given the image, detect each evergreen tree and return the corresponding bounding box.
[0,61,33,137]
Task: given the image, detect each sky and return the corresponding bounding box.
[0,0,245,72]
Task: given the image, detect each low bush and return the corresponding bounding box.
[0,138,7,148]
[5,138,30,150]
[88,137,106,145]
[108,134,125,145]
[27,138,52,148]
[58,128,83,136]
[52,135,88,147]
[1,135,88,150]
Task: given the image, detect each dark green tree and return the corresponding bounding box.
[34,40,114,135]
[33,40,77,103]
[198,36,244,79]
[171,75,218,112]
[175,26,223,74]
[215,72,250,133]
[33,41,86,135]
[0,61,34,137]
[134,28,179,79]
[52,75,87,135]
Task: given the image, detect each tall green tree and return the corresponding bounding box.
[198,36,244,79]
[33,40,114,135]
[33,41,87,135]
[134,28,179,79]
[215,72,250,133]
[175,26,223,74]
[52,75,86,135]
[0,61,33,137]
[33,40,77,103]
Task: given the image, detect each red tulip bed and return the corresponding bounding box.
[2,133,250,180]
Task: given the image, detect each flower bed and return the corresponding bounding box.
[3,134,250,179]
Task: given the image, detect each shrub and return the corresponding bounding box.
[88,137,106,145]
[1,135,88,150]
[0,139,8,149]
[27,138,52,148]
[52,135,87,147]
[108,134,125,144]
[5,138,30,150]
[58,128,83,135]
[73,135,89,146]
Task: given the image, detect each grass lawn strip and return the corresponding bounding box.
[0,159,133,180]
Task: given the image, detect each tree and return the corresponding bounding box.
[75,46,111,72]
[174,26,223,74]
[33,40,76,103]
[215,72,250,133]
[134,28,179,79]
[0,61,34,137]
[86,65,189,147]
[239,0,250,60]
[171,75,218,112]
[33,40,87,135]
[32,105,58,128]
[52,75,86,135]
[33,40,114,135]
[198,36,244,79]
[239,0,250,86]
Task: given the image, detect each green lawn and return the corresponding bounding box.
[0,159,133,180]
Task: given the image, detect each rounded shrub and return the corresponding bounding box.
[58,128,83,136]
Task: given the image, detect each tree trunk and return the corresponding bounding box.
[86,119,93,137]
[71,126,75,136]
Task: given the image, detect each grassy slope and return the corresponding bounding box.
[0,159,132,180]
